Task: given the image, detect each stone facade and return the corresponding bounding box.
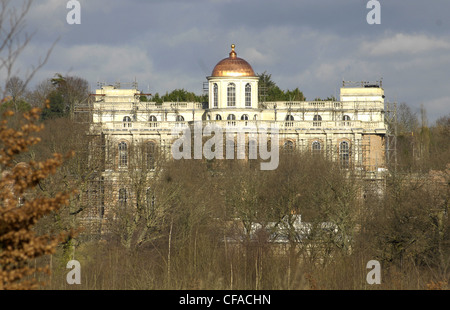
[82,45,388,229]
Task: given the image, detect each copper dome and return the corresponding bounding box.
[211,44,256,77]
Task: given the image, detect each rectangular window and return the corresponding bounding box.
[227,83,236,107]
[245,84,251,107]
[118,142,127,168]
[214,84,218,108]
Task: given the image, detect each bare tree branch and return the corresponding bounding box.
[0,0,58,99]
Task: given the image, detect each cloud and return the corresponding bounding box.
[4,0,450,122]
[242,47,274,67]
[160,27,209,47]
[360,33,450,57]
[24,42,155,91]
[423,96,450,123]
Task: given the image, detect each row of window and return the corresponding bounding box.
[285,114,351,122]
[118,145,350,206]
[117,140,350,168]
[213,114,255,121]
[123,114,352,127]
[283,140,349,151]
[123,115,185,127]
[118,145,350,211]
[118,188,155,209]
[283,140,350,167]
[213,83,252,108]
[124,114,252,127]
[118,141,156,168]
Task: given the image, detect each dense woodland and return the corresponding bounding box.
[0,72,448,290]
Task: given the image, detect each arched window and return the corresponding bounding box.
[118,188,127,208]
[227,114,236,126]
[118,141,128,168]
[253,114,258,120]
[340,141,350,168]
[241,114,249,126]
[215,114,222,121]
[175,115,185,127]
[213,83,218,108]
[147,141,156,170]
[342,115,350,126]
[313,114,322,127]
[227,83,236,107]
[245,83,251,107]
[285,114,294,127]
[149,115,158,127]
[284,140,294,152]
[312,141,321,154]
[123,116,132,128]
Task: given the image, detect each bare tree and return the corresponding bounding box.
[106,140,181,250]
[0,0,56,99]
[25,78,53,108]
[397,102,419,135]
[4,76,26,111]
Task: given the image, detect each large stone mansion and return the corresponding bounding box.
[80,44,390,225]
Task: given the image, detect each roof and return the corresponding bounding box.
[211,44,256,77]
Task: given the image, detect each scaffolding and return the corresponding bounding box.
[74,80,157,125]
[74,79,396,229]
[385,100,398,172]
[342,79,383,88]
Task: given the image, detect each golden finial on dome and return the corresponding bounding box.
[229,44,236,58]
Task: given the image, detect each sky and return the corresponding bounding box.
[5,0,450,123]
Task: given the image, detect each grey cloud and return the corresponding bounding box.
[8,0,450,123]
